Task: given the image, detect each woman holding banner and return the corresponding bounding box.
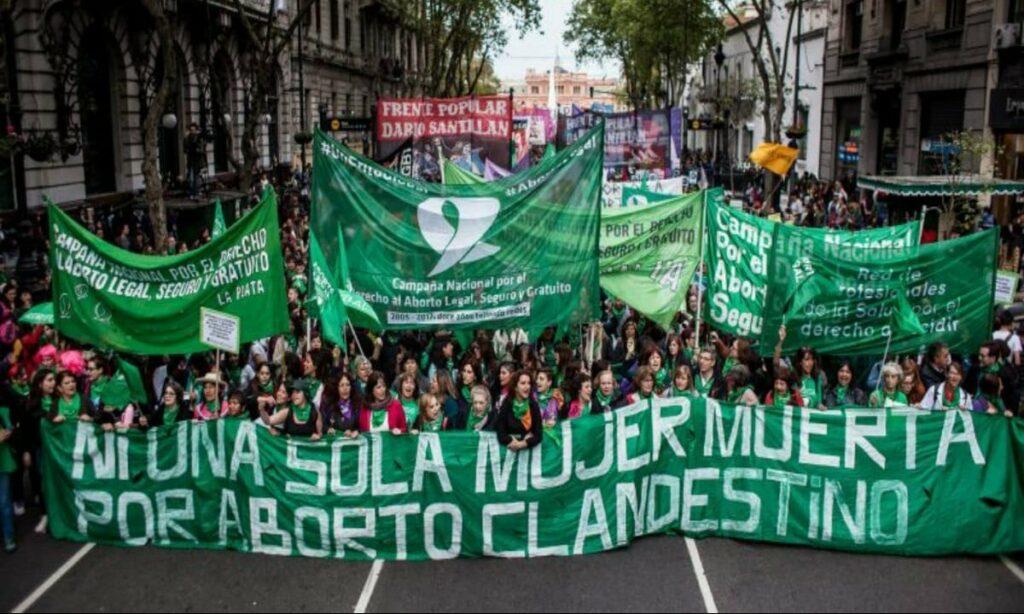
[724,365,759,406]
[495,370,542,450]
[823,362,868,409]
[321,373,361,437]
[465,385,496,432]
[140,382,189,428]
[869,363,909,408]
[260,379,322,439]
[625,367,658,405]
[535,368,562,427]
[358,372,407,434]
[662,365,698,399]
[774,326,827,410]
[396,374,421,428]
[899,359,927,406]
[920,362,972,411]
[593,370,626,413]
[192,373,228,421]
[564,373,596,419]
[48,371,92,424]
[764,366,805,408]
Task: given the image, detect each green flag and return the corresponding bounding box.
[335,224,382,332]
[307,229,348,349]
[49,190,289,355]
[442,159,485,185]
[761,228,997,355]
[114,357,149,405]
[211,200,227,239]
[621,186,676,207]
[312,124,604,331]
[704,198,921,338]
[600,191,704,329]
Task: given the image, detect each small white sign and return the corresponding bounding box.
[200,307,240,353]
[994,270,1020,305]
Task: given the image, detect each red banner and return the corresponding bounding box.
[377,96,512,140]
[375,96,513,179]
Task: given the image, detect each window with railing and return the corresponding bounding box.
[844,0,863,51]
[945,0,965,29]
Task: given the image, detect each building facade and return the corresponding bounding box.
[505,66,622,112]
[686,1,829,177]
[819,0,996,183]
[1,0,416,211]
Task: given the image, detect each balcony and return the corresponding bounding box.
[926,26,963,52]
[865,38,909,65]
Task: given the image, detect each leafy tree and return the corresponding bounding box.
[564,0,721,109]
[388,0,541,97]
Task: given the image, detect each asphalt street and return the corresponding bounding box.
[1,509,1022,613]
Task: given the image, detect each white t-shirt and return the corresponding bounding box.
[993,330,1022,356]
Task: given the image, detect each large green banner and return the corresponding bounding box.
[760,227,998,355]
[49,192,289,355]
[600,191,703,329]
[704,200,921,338]
[312,127,603,331]
[42,399,1024,559]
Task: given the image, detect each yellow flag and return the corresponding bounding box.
[749,142,799,176]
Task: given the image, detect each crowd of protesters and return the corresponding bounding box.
[0,162,1020,555]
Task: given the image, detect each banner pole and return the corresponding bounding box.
[348,321,367,358]
[586,322,596,373]
[694,192,709,346]
[305,317,311,354]
[876,330,893,393]
[215,349,221,412]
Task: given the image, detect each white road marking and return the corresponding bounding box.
[1000,555,1024,585]
[685,537,718,614]
[34,515,47,534]
[11,543,95,613]
[353,559,384,613]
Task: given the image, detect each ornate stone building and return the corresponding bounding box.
[0,0,417,211]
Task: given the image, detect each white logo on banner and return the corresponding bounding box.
[418,197,500,277]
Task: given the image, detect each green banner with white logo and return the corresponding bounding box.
[41,398,1024,559]
[704,199,921,338]
[759,227,998,356]
[600,191,703,329]
[48,191,289,355]
[312,127,604,331]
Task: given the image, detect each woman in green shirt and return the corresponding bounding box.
[396,373,421,428]
[869,362,909,408]
[773,325,828,409]
[49,370,92,424]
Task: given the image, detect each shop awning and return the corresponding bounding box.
[856,175,1024,197]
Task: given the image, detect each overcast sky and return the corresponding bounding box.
[492,0,621,82]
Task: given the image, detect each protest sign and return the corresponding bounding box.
[759,228,998,355]
[600,192,703,328]
[605,110,673,178]
[994,270,1019,305]
[703,199,921,338]
[49,191,288,355]
[199,308,240,354]
[376,96,513,173]
[312,124,603,332]
[42,398,1024,560]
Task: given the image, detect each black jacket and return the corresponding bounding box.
[495,396,543,448]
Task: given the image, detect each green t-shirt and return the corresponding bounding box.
[869,389,908,408]
[57,394,82,421]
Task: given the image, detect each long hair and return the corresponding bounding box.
[434,368,458,403]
